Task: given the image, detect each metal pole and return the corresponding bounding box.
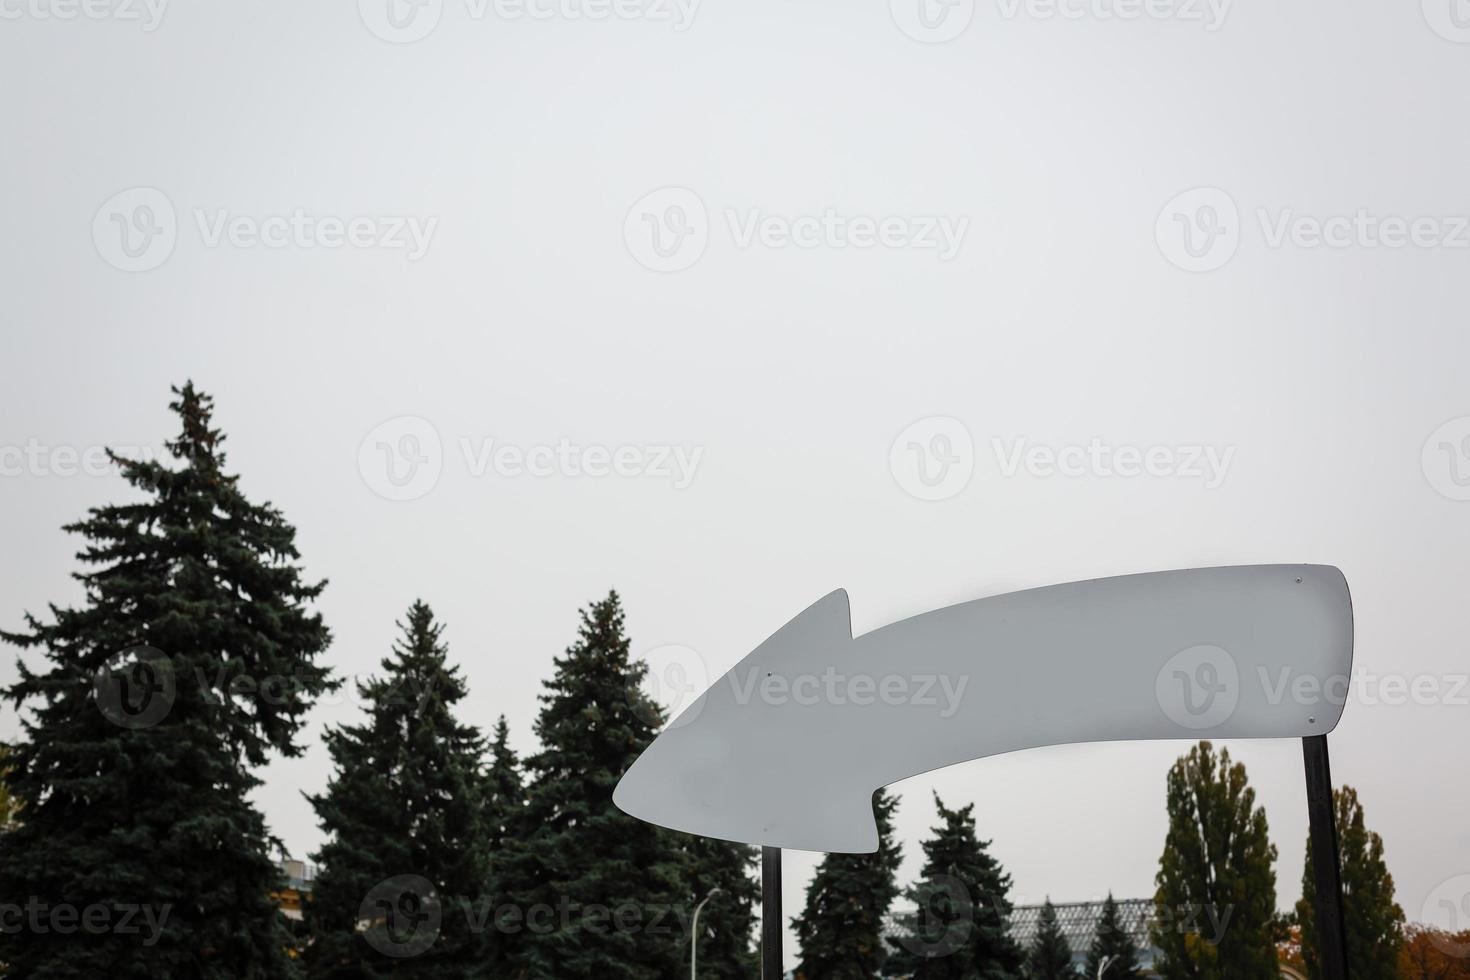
[1303,735,1349,980]
[690,887,721,980]
[762,846,782,980]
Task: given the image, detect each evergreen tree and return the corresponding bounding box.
[0,383,333,979]
[1295,785,1403,980]
[484,716,524,858]
[1026,899,1075,980]
[886,794,1025,980]
[1083,894,1141,979]
[794,789,902,979]
[494,591,687,978]
[481,715,524,974]
[1151,741,1278,980]
[306,601,489,979]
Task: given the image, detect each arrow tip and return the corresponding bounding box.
[614,588,879,853]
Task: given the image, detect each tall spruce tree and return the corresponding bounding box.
[1151,741,1278,980]
[1084,894,1141,978]
[1295,785,1403,980]
[0,383,333,979]
[793,789,902,979]
[305,601,489,979]
[484,716,524,858]
[481,715,524,974]
[886,794,1025,980]
[494,591,687,978]
[1026,899,1076,980]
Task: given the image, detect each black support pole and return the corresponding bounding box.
[762,846,782,980]
[1303,735,1349,980]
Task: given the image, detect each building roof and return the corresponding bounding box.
[884,897,1158,967]
[1007,898,1155,954]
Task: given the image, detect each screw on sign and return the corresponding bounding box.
[613,564,1356,980]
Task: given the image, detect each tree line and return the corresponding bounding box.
[0,385,755,978]
[0,385,1453,979]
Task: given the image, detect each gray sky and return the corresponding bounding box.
[3,0,1470,968]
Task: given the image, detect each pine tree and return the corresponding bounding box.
[886,794,1025,980]
[495,591,687,978]
[1151,741,1278,979]
[1295,785,1403,980]
[481,715,524,974]
[793,789,902,979]
[305,601,489,979]
[484,716,524,858]
[0,383,334,979]
[1026,899,1076,980]
[1083,894,1141,979]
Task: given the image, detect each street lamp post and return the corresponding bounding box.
[690,886,722,980]
[1097,954,1116,979]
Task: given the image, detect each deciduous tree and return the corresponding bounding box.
[1295,785,1403,980]
[1400,924,1470,979]
[1151,741,1278,980]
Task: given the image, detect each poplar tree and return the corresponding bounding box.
[1296,785,1403,980]
[0,383,333,979]
[793,790,903,979]
[306,601,489,979]
[1151,741,1279,979]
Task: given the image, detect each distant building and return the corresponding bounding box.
[885,898,1303,978]
[883,897,1158,974]
[274,858,315,922]
[1007,899,1159,972]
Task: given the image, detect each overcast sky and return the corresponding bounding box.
[3,0,1469,968]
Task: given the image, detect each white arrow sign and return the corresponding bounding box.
[614,564,1353,853]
